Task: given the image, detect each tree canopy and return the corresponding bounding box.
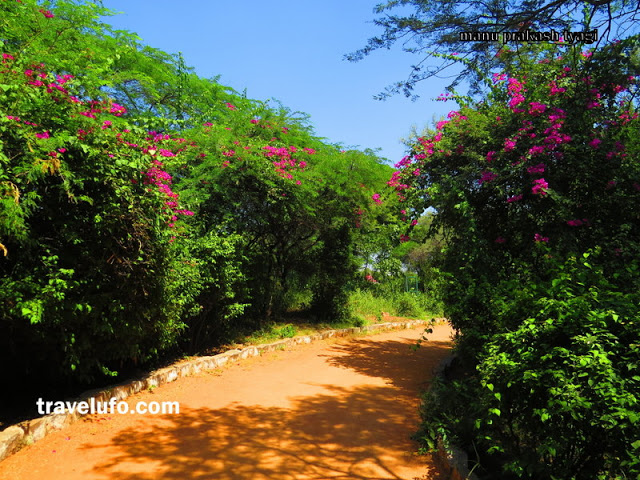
[348,0,640,98]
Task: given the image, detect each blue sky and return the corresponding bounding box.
[100,1,459,164]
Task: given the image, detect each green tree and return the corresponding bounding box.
[178,101,393,324]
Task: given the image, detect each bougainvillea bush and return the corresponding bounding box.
[0,35,251,389]
[397,39,640,478]
[0,0,397,398]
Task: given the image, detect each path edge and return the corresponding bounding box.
[426,354,481,480]
[0,318,436,463]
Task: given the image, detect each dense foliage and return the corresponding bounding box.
[0,0,406,406]
[397,39,640,478]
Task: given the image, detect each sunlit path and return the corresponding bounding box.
[0,324,453,480]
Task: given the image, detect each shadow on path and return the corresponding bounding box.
[83,331,452,480]
[325,332,453,390]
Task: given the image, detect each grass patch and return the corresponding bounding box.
[348,288,442,320]
[244,323,299,344]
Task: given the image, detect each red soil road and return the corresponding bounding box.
[0,323,454,480]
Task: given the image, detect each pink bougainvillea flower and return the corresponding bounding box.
[159,149,176,157]
[486,151,497,163]
[110,103,126,116]
[589,138,602,149]
[527,163,546,174]
[395,156,412,168]
[528,145,545,156]
[436,120,449,130]
[372,193,382,204]
[549,82,566,95]
[567,219,589,227]
[507,77,524,93]
[225,102,237,111]
[56,74,73,84]
[528,102,547,115]
[504,139,516,152]
[35,131,50,139]
[534,233,549,243]
[399,234,410,243]
[506,194,523,203]
[478,171,498,185]
[532,178,549,196]
[508,95,525,109]
[39,8,54,18]
[492,73,507,83]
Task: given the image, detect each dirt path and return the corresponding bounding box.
[0,324,453,480]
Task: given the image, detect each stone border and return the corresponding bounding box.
[0,319,432,463]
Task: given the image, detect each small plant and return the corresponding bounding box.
[273,324,297,339]
[392,292,425,318]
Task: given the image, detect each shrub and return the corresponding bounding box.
[396,39,640,478]
[475,252,640,478]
